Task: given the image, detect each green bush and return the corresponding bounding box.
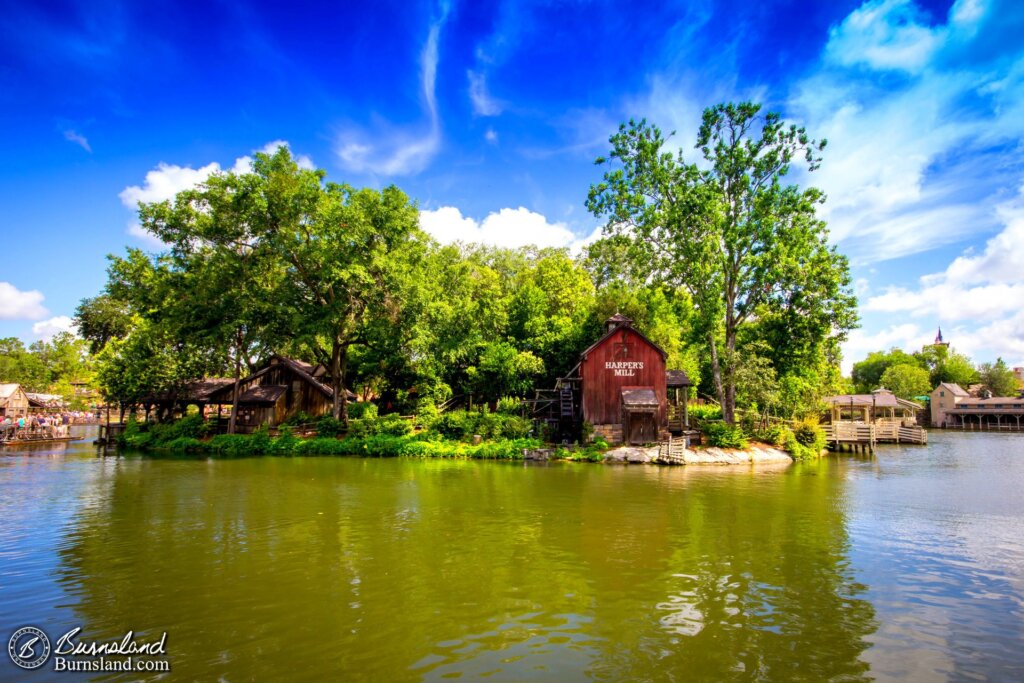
[280,411,316,427]
[347,402,378,420]
[414,399,441,431]
[316,415,344,438]
[757,424,789,448]
[496,397,521,415]
[703,422,749,449]
[788,419,825,458]
[689,404,723,421]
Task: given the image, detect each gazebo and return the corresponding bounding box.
[824,387,921,425]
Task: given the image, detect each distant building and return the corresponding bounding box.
[929,382,1024,430]
[0,384,30,418]
[933,326,949,349]
[1014,366,1024,387]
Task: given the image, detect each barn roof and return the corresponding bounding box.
[579,319,668,362]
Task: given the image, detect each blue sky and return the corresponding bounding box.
[1,0,1023,374]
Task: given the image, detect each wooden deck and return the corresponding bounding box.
[823,421,927,451]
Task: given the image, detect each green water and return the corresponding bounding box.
[1,428,1022,681]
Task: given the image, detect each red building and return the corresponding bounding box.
[577,315,669,444]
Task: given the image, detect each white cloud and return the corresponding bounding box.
[120,141,315,209]
[858,185,1024,367]
[841,322,933,374]
[0,282,48,320]
[420,206,597,250]
[32,315,75,340]
[825,0,944,73]
[485,128,498,143]
[788,0,1024,264]
[120,161,221,208]
[63,129,91,152]
[335,9,450,175]
[468,70,502,116]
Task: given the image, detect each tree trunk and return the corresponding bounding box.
[331,342,350,425]
[722,326,737,426]
[707,331,729,424]
[228,332,242,435]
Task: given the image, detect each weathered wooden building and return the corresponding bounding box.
[573,315,670,445]
[0,384,30,418]
[207,355,355,432]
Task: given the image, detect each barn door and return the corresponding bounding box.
[627,413,656,444]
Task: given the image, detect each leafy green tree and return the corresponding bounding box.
[930,350,977,388]
[0,337,49,390]
[466,341,544,402]
[879,363,931,400]
[978,358,1018,397]
[851,348,923,393]
[75,294,135,355]
[587,102,857,424]
[136,159,291,431]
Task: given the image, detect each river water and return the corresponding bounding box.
[1,427,1022,681]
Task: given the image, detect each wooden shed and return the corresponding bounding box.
[0,384,30,418]
[207,355,355,432]
[577,315,669,445]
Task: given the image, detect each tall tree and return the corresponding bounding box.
[978,358,1018,397]
[879,363,931,400]
[851,348,923,393]
[587,103,857,424]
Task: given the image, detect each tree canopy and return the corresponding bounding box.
[586,102,857,424]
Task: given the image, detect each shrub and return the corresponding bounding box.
[347,402,378,420]
[271,426,298,455]
[415,399,441,431]
[757,424,789,448]
[164,437,207,453]
[316,415,344,438]
[703,422,749,449]
[789,419,825,459]
[496,397,521,415]
[281,411,316,427]
[689,404,723,422]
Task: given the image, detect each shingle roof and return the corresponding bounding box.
[937,382,969,397]
[665,370,691,387]
[0,383,22,399]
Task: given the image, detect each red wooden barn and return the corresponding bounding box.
[577,314,669,444]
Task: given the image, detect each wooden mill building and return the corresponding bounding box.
[567,315,678,445]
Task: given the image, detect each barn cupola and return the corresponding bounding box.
[605,313,633,333]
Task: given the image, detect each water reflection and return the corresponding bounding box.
[42,456,879,681]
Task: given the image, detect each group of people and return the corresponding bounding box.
[1,412,74,440]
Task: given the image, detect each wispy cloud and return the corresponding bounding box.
[335,5,451,176]
[63,129,91,152]
[468,70,502,116]
[0,282,48,320]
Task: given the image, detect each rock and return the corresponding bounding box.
[603,446,660,464]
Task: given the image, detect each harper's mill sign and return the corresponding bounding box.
[604,361,644,377]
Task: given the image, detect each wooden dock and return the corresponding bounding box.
[823,421,927,452]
